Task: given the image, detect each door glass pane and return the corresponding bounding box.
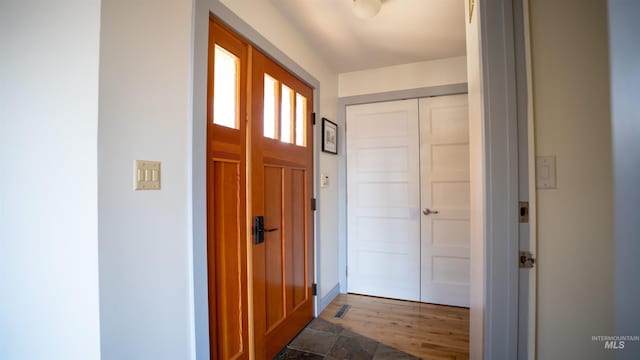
[264,75,277,139]
[213,45,239,129]
[295,93,307,146]
[280,84,293,143]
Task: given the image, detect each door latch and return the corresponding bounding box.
[253,216,278,245]
[519,251,535,268]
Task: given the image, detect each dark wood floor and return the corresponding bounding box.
[319,294,470,360]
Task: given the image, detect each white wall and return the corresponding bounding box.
[530,1,614,359]
[98,0,195,359]
[0,1,102,359]
[216,0,340,300]
[608,1,640,358]
[338,56,467,97]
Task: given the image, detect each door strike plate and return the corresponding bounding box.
[519,251,535,268]
[519,201,529,223]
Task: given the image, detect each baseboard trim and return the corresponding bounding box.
[318,283,340,314]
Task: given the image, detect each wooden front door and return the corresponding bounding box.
[206,19,250,360]
[207,17,314,360]
[250,49,315,360]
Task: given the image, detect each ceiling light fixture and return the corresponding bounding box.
[352,0,382,19]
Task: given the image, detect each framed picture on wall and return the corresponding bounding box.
[322,117,338,154]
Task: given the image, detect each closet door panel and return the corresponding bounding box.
[419,94,470,308]
[346,99,421,301]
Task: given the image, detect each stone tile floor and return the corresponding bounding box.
[274,318,421,360]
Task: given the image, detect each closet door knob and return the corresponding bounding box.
[422,208,439,215]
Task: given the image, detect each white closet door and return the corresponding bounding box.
[419,94,470,307]
[346,99,421,301]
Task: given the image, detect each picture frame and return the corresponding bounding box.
[322,117,338,155]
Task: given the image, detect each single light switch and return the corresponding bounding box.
[320,173,329,188]
[134,160,161,190]
[536,156,556,189]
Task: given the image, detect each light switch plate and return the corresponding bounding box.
[320,173,329,188]
[134,160,161,190]
[536,156,557,189]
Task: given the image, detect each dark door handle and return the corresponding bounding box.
[253,216,279,244]
[422,208,440,216]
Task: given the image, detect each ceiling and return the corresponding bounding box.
[270,0,466,73]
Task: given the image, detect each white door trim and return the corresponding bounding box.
[518,0,537,358]
[467,0,529,358]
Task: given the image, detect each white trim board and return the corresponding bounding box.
[472,0,524,358]
[318,283,341,315]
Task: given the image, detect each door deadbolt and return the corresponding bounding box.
[253,216,278,244]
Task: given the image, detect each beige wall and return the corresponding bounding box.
[530,0,614,359]
[338,56,467,97]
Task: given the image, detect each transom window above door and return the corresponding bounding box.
[263,73,307,147]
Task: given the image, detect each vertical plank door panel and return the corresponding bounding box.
[207,18,249,360]
[251,48,314,360]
